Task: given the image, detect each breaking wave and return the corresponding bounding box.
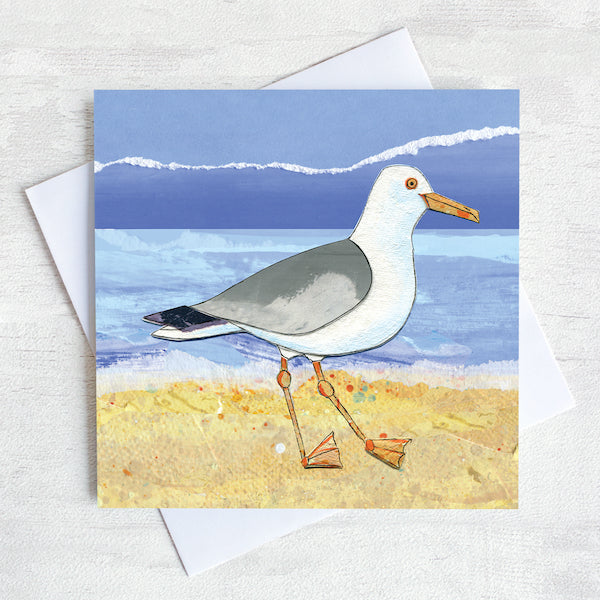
[94,125,519,174]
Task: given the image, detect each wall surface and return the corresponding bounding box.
[1,2,599,598]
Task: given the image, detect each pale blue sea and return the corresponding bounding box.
[95,229,518,372]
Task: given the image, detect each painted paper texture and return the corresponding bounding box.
[95,90,519,508]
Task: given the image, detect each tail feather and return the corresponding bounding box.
[151,322,241,341]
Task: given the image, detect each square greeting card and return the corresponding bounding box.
[95,90,519,508]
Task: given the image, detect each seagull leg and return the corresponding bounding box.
[277,358,305,459]
[312,361,411,470]
[312,361,366,441]
[277,357,342,469]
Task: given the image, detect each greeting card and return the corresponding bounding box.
[95,90,519,508]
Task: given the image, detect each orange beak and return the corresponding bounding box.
[420,193,480,223]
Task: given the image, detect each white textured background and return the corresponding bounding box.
[1,2,599,598]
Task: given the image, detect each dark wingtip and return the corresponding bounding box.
[142,305,221,330]
[143,312,168,325]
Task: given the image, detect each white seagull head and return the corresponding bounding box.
[351,165,479,246]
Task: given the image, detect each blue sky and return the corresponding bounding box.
[94,90,519,166]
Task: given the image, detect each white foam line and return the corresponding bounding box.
[94,126,519,174]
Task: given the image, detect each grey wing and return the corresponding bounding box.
[193,238,372,335]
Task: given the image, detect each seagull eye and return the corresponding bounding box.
[405,177,418,190]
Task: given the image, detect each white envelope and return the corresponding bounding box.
[26,28,573,576]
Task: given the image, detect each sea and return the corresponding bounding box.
[95,228,518,374]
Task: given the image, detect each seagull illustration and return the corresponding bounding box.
[143,165,479,470]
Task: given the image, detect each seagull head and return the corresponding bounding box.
[378,164,479,224]
[351,165,479,249]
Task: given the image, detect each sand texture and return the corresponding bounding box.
[97,370,517,508]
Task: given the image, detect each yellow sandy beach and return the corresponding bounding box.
[97,367,517,509]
